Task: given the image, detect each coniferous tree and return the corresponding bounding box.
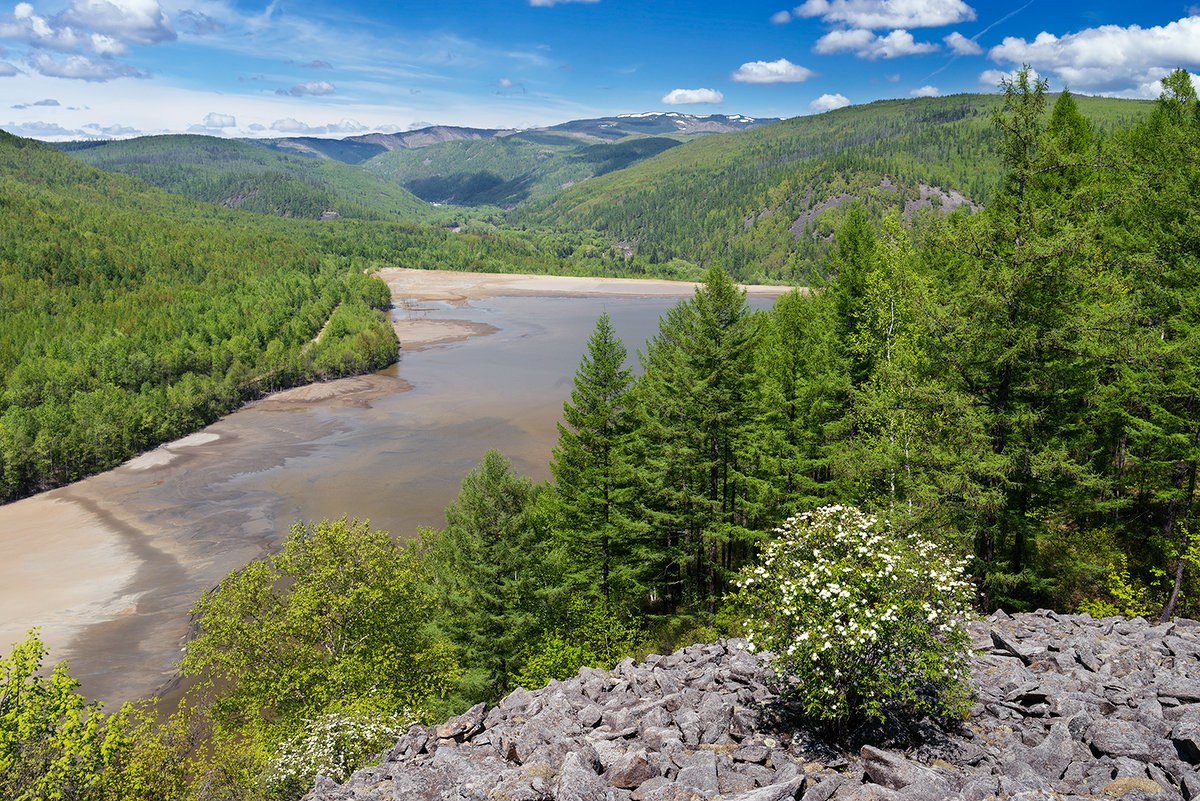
[551,313,642,604]
[634,267,762,618]
[428,450,550,700]
[933,67,1111,607]
[1102,69,1200,620]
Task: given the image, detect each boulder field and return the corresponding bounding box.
[305,611,1200,801]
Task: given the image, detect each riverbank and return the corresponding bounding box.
[0,269,795,707]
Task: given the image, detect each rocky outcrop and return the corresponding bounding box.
[304,612,1200,801]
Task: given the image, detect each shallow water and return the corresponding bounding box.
[0,293,776,705]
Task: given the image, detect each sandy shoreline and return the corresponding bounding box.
[0,268,795,705]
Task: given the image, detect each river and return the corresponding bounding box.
[0,270,791,706]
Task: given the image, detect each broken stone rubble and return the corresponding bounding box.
[304,611,1200,801]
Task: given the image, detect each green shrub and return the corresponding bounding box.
[731,505,974,727]
[268,704,419,796]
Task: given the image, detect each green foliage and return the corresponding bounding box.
[551,313,642,604]
[732,506,974,729]
[181,518,459,737]
[516,93,1151,283]
[424,450,554,702]
[268,705,419,796]
[0,631,210,801]
[63,134,431,222]
[511,598,642,690]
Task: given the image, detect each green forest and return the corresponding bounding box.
[2,70,1199,799]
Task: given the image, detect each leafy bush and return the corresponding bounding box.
[732,505,974,727]
[269,705,419,795]
[511,598,642,689]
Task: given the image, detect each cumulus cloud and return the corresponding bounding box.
[0,60,21,75]
[731,58,815,84]
[29,50,145,80]
[270,117,366,134]
[4,119,89,137]
[176,10,224,35]
[987,16,1200,96]
[794,0,975,30]
[64,0,175,46]
[286,80,335,96]
[809,93,851,112]
[770,9,791,23]
[202,111,235,127]
[661,87,724,104]
[944,31,982,55]
[910,84,939,96]
[81,120,137,135]
[815,28,938,59]
[12,97,59,107]
[1,0,174,57]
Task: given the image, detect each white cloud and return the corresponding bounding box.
[0,60,18,75]
[29,50,145,80]
[731,58,815,84]
[910,84,939,96]
[943,31,982,55]
[269,117,366,135]
[175,10,223,35]
[884,72,900,81]
[770,9,792,23]
[202,111,235,127]
[794,0,975,29]
[815,28,938,59]
[12,97,59,107]
[809,92,850,111]
[987,16,1200,96]
[64,0,175,46]
[497,77,514,87]
[288,80,335,96]
[661,87,724,104]
[4,119,91,137]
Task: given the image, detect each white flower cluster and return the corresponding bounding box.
[733,505,974,723]
[269,707,421,789]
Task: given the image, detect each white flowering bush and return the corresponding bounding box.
[732,505,974,726]
[269,706,420,794]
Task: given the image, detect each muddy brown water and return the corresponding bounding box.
[0,291,783,707]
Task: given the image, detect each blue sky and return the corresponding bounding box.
[2,0,1198,140]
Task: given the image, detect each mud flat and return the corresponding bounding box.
[0,269,794,706]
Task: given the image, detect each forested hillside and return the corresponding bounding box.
[366,133,681,207]
[60,135,431,221]
[3,130,655,502]
[514,93,1152,283]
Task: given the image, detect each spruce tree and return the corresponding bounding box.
[634,267,762,618]
[551,313,641,604]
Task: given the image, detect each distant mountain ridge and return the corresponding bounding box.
[249,113,780,165]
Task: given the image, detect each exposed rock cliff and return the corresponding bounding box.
[305,612,1200,801]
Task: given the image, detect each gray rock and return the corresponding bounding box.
[607,749,659,790]
[675,749,719,796]
[1090,719,1157,762]
[860,746,950,794]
